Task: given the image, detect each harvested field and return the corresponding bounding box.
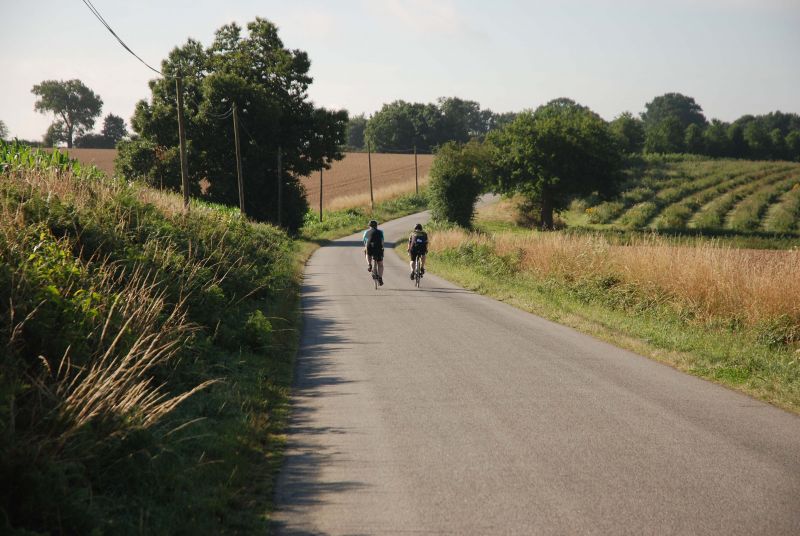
[300,152,433,210]
[42,149,433,211]
[44,148,117,177]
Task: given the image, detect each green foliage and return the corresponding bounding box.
[0,119,7,139]
[118,18,347,232]
[488,98,622,229]
[429,141,489,227]
[609,112,644,153]
[346,113,367,150]
[364,97,504,153]
[1,143,297,533]
[31,79,103,148]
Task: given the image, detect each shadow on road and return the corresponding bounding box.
[271,283,368,534]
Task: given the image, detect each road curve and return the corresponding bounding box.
[272,210,800,535]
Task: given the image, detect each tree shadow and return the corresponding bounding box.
[271,283,370,534]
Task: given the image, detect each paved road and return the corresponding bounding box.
[272,211,800,535]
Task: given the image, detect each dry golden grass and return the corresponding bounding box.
[430,229,800,329]
[300,152,433,209]
[44,147,117,177]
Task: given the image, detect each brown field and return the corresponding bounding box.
[300,152,433,210]
[44,148,117,177]
[41,149,432,210]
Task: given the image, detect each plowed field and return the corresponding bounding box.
[300,152,433,210]
[44,148,117,177]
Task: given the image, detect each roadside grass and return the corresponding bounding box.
[424,227,800,413]
[300,190,428,242]
[1,142,300,533]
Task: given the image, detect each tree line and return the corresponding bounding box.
[349,92,800,163]
[346,99,517,153]
[611,93,800,161]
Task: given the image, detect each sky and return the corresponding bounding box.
[2,0,799,140]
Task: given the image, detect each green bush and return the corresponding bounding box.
[429,141,489,227]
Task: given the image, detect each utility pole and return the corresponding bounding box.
[232,102,245,215]
[277,146,283,227]
[414,145,419,195]
[319,167,323,222]
[175,74,190,211]
[368,141,374,211]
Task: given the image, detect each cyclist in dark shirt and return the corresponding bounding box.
[407,223,428,279]
[363,219,384,286]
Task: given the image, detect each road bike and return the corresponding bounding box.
[412,257,423,288]
[372,268,380,290]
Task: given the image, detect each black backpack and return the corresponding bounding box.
[411,231,428,249]
[366,228,382,249]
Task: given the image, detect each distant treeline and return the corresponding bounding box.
[348,93,800,162]
[346,98,517,153]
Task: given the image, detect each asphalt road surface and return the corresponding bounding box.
[272,210,800,535]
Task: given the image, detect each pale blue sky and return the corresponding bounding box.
[2,0,798,140]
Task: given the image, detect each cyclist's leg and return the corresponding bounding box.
[409,250,417,277]
[365,248,373,271]
[421,252,427,272]
[375,249,385,278]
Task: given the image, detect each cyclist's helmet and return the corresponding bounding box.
[368,220,378,228]
[414,223,423,231]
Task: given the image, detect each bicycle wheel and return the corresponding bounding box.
[414,260,421,288]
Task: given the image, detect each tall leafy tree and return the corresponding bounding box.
[642,93,706,154]
[702,119,731,157]
[117,18,347,231]
[0,120,8,140]
[438,97,492,142]
[786,131,800,162]
[31,79,103,148]
[609,112,645,153]
[488,98,622,229]
[346,114,367,150]
[684,123,705,154]
[101,114,127,144]
[365,100,442,152]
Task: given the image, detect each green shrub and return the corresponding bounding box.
[429,141,489,227]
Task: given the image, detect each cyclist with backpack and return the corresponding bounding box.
[407,223,428,279]
[363,219,384,286]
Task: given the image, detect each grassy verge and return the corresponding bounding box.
[424,228,800,414]
[300,190,428,242]
[1,143,300,533]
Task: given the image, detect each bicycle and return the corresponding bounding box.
[371,268,380,290]
[412,257,423,288]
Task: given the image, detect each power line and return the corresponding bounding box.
[79,0,164,76]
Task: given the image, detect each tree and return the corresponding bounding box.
[609,112,645,153]
[786,131,800,162]
[642,93,706,154]
[438,97,492,142]
[365,100,442,152]
[642,93,707,131]
[684,123,705,154]
[644,115,685,154]
[0,120,7,140]
[702,119,730,157]
[102,114,127,144]
[117,18,347,231]
[31,79,103,148]
[428,141,490,227]
[488,98,622,229]
[346,114,367,150]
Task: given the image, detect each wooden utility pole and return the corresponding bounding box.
[367,141,374,211]
[414,145,419,195]
[319,167,323,222]
[175,75,190,210]
[277,146,283,226]
[232,102,245,215]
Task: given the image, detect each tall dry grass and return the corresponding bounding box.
[431,229,800,330]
